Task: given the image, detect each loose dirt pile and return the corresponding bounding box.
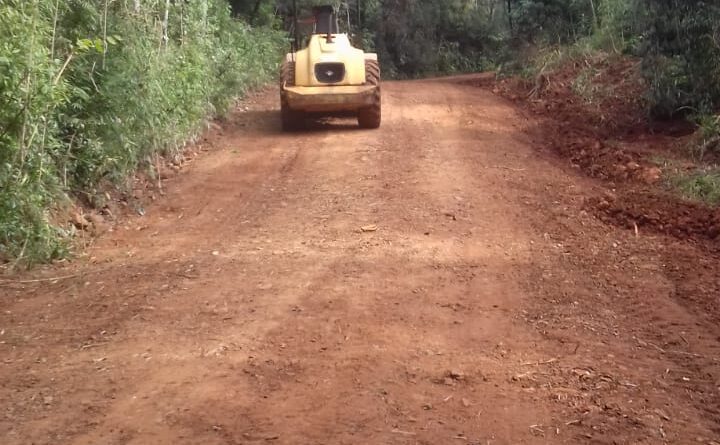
[480,57,720,245]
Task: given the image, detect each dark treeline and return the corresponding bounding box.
[231,0,720,118]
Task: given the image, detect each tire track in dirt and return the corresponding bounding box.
[224,83,559,444]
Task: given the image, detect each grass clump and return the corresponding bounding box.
[672,170,720,205]
[688,115,720,161]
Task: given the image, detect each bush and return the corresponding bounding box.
[0,0,284,265]
[688,114,720,160]
[507,0,720,119]
[673,170,720,205]
[0,0,69,262]
[511,0,596,44]
[358,0,509,77]
[638,0,720,117]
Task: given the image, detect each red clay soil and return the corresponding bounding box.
[481,58,720,244]
[1,79,720,445]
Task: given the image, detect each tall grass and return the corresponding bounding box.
[0,0,284,265]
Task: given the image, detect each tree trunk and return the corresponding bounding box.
[162,0,170,46]
[292,0,299,51]
[507,0,513,33]
[589,0,598,29]
[251,0,263,23]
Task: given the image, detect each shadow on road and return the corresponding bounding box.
[234,110,367,136]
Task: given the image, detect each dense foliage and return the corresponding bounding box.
[0,0,283,264]
[638,0,720,118]
[508,0,720,118]
[236,0,719,114]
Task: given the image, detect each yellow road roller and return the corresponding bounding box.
[280,5,381,130]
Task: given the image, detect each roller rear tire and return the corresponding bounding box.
[358,60,381,129]
[280,61,303,131]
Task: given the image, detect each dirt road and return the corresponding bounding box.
[2,78,720,444]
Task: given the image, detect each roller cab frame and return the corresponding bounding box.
[280,5,381,130]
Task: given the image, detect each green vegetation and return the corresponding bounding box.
[672,170,720,205]
[500,0,718,119]
[0,0,284,264]
[689,114,720,161]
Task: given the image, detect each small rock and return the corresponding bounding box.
[87,212,104,225]
[72,212,90,229]
[709,225,720,240]
[639,167,662,184]
[102,206,115,219]
[654,408,670,421]
[88,212,109,235]
[626,161,641,171]
[159,169,177,180]
[603,190,617,202]
[132,188,145,199]
[461,398,471,407]
[43,396,53,405]
[596,199,611,210]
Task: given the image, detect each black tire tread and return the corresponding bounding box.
[358,60,381,129]
[280,61,302,131]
